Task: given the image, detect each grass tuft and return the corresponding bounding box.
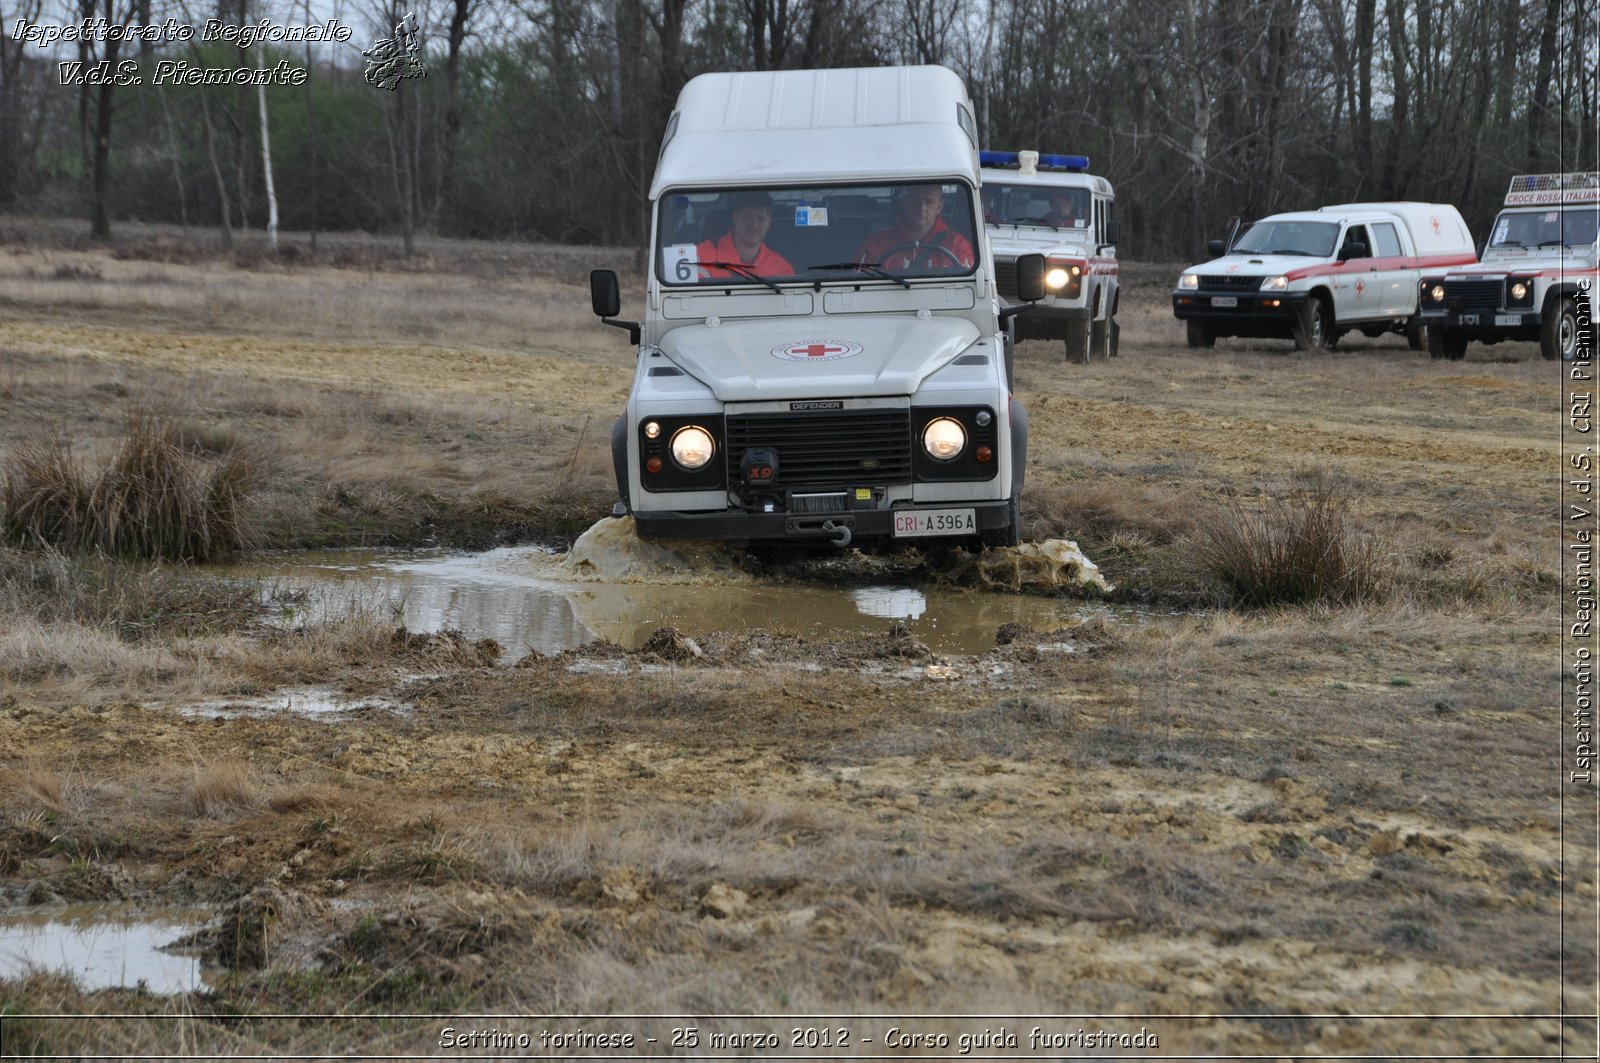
[1189,482,1392,607]
[1,415,259,562]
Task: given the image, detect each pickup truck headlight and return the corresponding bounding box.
[670,425,716,470]
[1179,273,1199,290]
[1260,275,1287,291]
[921,417,967,461]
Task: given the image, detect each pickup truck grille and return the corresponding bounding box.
[1198,274,1264,290]
[726,408,912,487]
[1443,278,1504,311]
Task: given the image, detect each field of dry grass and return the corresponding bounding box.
[0,217,1591,1058]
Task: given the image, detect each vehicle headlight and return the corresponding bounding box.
[669,425,716,470]
[1260,275,1287,291]
[1045,268,1070,289]
[921,417,966,461]
[1429,284,1445,303]
[1510,281,1528,300]
[1179,273,1199,289]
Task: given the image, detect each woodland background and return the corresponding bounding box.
[0,0,1596,260]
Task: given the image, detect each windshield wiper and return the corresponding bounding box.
[1495,239,1526,248]
[1265,248,1317,256]
[697,261,783,293]
[1537,239,1568,247]
[806,260,912,289]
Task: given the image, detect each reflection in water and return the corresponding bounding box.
[220,529,1137,656]
[0,905,206,994]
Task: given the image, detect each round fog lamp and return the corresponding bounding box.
[669,425,715,470]
[644,421,661,440]
[922,417,966,461]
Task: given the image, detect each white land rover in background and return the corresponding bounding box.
[1173,202,1476,351]
[981,150,1120,363]
[588,66,1046,550]
[1418,173,1599,361]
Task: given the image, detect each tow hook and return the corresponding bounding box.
[821,520,853,548]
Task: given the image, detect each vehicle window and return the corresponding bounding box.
[1231,220,1338,257]
[981,182,1089,230]
[1341,225,1371,258]
[658,182,980,286]
[1487,207,1600,249]
[1371,222,1402,258]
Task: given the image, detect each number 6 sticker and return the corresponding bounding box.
[664,243,698,282]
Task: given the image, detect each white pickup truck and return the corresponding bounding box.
[1418,173,1599,361]
[981,150,1120,363]
[587,65,1046,549]
[1173,202,1476,351]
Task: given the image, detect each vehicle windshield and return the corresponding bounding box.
[657,182,980,287]
[981,182,1090,230]
[1487,206,1600,249]
[1229,220,1339,257]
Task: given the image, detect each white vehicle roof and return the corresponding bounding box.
[1251,202,1473,258]
[650,66,979,199]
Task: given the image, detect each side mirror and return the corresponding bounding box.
[590,269,621,318]
[1339,240,1368,261]
[1013,253,1046,303]
[1207,238,1226,257]
[1104,220,1121,245]
[590,268,641,344]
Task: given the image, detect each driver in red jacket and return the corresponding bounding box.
[855,184,975,271]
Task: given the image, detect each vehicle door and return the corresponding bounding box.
[1331,223,1380,320]
[1367,221,1413,317]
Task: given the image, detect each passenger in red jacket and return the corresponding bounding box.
[855,184,975,271]
[696,191,793,278]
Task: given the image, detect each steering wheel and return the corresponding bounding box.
[880,241,966,267]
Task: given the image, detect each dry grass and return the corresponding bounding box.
[2,415,258,561]
[184,762,262,819]
[1188,480,1393,607]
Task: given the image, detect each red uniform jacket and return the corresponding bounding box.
[855,217,975,270]
[694,234,793,277]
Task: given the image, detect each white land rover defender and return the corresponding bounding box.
[1418,173,1600,361]
[1173,202,1475,351]
[588,66,1046,549]
[981,150,1120,363]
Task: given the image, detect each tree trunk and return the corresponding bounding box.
[254,48,279,252]
[1526,0,1559,169]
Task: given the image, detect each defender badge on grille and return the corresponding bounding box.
[771,340,863,362]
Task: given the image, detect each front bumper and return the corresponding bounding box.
[634,499,1015,543]
[1171,290,1309,337]
[1417,307,1543,338]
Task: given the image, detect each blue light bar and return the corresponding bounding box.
[979,149,1090,173]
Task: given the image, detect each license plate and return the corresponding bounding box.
[1211,296,1237,307]
[1495,314,1522,326]
[893,508,976,538]
[1460,313,1479,326]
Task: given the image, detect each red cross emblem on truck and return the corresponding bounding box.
[771,339,863,362]
[1355,279,1365,295]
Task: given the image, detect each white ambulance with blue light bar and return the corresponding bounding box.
[1417,173,1599,361]
[981,149,1119,363]
[1172,202,1475,351]
[587,66,1049,549]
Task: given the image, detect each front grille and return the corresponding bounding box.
[994,259,1019,300]
[1444,278,1504,311]
[726,409,912,488]
[1199,274,1264,290]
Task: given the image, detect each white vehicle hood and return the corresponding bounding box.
[1442,249,1596,275]
[1184,253,1328,278]
[658,315,980,402]
[988,226,1092,258]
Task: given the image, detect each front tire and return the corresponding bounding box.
[1091,316,1111,361]
[1542,296,1579,361]
[1406,315,1428,351]
[1293,297,1334,351]
[1185,320,1215,349]
[1065,319,1092,364]
[1428,326,1467,361]
[981,497,1021,548]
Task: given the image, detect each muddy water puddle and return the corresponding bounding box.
[222,518,1146,657]
[0,905,208,994]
